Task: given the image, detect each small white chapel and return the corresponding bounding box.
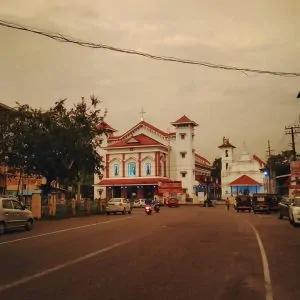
[219,137,268,197]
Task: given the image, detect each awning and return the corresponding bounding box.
[95,177,171,186]
[229,175,262,186]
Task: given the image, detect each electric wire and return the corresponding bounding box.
[0,19,299,77]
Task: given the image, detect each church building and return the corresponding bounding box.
[94,115,213,202]
[219,137,267,197]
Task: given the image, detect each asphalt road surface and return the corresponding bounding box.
[0,205,299,300]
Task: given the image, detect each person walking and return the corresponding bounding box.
[226,197,230,211]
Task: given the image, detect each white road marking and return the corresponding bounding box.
[0,217,132,246]
[248,222,274,300]
[0,239,132,293]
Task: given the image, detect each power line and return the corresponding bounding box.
[0,19,299,77]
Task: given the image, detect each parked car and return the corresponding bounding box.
[168,198,179,208]
[106,198,132,215]
[0,196,34,235]
[289,197,300,226]
[133,199,146,208]
[252,194,270,214]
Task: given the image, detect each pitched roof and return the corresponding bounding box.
[95,177,171,186]
[96,121,117,132]
[228,175,262,186]
[218,137,236,149]
[171,115,198,126]
[195,153,210,165]
[118,120,169,140]
[104,133,167,149]
[0,103,13,112]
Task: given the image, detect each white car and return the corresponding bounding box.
[0,196,34,235]
[289,197,300,226]
[133,199,146,208]
[106,198,132,215]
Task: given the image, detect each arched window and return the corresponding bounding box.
[128,162,136,177]
[145,163,151,175]
[225,150,228,157]
[113,164,119,176]
[226,163,228,170]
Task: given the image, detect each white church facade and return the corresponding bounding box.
[219,137,267,197]
[94,115,213,201]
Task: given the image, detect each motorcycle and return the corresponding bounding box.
[145,205,152,215]
[154,203,160,213]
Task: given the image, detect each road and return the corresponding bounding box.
[0,205,299,300]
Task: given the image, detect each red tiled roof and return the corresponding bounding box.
[171,115,198,126]
[104,133,167,149]
[229,175,262,186]
[119,120,169,140]
[97,121,117,132]
[96,177,171,186]
[253,155,266,167]
[195,153,210,165]
[0,103,14,113]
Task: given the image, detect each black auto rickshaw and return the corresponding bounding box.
[235,195,252,213]
[252,193,270,214]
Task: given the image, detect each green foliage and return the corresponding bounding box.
[0,96,107,190]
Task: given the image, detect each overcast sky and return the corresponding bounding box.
[0,0,299,162]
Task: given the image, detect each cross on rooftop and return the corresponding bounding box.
[140,108,146,121]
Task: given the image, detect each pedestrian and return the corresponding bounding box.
[226,197,230,211]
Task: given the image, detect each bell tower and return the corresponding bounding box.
[171,115,198,197]
[218,137,236,195]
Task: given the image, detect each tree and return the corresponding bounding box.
[211,157,222,184]
[267,151,291,195]
[0,96,108,195]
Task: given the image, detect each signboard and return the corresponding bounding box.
[291,161,300,176]
[6,177,44,186]
[158,181,182,194]
[198,192,205,204]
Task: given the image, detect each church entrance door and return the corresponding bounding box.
[127,186,137,200]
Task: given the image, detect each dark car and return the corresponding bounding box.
[252,194,270,214]
[168,198,179,208]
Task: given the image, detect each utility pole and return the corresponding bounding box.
[265,140,274,193]
[285,125,300,161]
[167,128,171,179]
[266,140,273,158]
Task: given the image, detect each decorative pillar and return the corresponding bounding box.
[158,155,161,176]
[137,186,143,198]
[153,185,158,196]
[122,154,125,177]
[155,152,159,176]
[105,154,110,178]
[121,187,127,198]
[138,152,142,177]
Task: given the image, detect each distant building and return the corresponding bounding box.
[219,137,267,197]
[94,116,213,202]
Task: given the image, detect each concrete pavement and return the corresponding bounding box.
[0,206,299,300]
